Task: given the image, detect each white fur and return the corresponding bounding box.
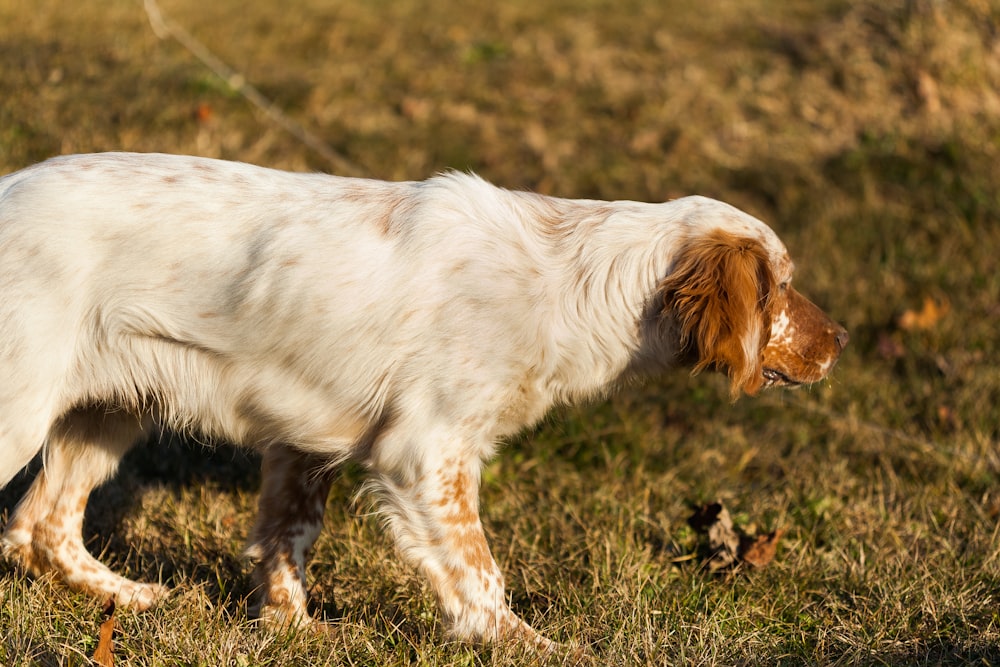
[0,152,814,647]
[0,153,791,486]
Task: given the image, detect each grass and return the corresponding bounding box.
[2,0,1000,663]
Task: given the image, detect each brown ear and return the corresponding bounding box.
[660,230,775,399]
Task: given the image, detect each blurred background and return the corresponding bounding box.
[1,0,998,664]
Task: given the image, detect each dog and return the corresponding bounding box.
[0,152,846,649]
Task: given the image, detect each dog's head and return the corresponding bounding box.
[659,227,847,399]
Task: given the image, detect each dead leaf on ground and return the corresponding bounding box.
[936,404,960,431]
[93,598,116,667]
[688,502,740,571]
[740,529,786,568]
[898,296,950,331]
[687,502,784,571]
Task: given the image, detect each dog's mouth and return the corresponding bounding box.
[762,367,802,388]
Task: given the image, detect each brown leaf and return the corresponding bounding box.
[194,102,214,124]
[898,297,950,331]
[740,529,785,568]
[688,503,785,571]
[93,598,116,667]
[688,502,740,571]
[936,404,960,431]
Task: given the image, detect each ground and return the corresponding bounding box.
[1,0,999,664]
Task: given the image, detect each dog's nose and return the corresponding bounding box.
[834,326,849,351]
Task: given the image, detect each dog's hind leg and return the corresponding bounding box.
[2,407,165,609]
[246,445,335,629]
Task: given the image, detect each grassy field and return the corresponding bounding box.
[2,0,1000,664]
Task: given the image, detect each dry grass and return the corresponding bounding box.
[2,0,1000,664]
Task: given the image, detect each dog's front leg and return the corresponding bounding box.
[373,450,553,650]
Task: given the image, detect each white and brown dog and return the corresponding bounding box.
[0,153,846,649]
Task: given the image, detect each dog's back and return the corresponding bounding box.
[0,153,582,484]
[0,154,416,484]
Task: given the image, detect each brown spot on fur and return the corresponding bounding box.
[435,465,477,519]
[458,532,494,571]
[375,192,418,237]
[335,185,373,204]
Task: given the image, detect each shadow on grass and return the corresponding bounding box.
[0,433,264,613]
[0,433,395,639]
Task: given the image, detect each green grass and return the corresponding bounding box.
[2,0,1000,664]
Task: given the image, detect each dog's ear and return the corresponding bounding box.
[660,231,775,400]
